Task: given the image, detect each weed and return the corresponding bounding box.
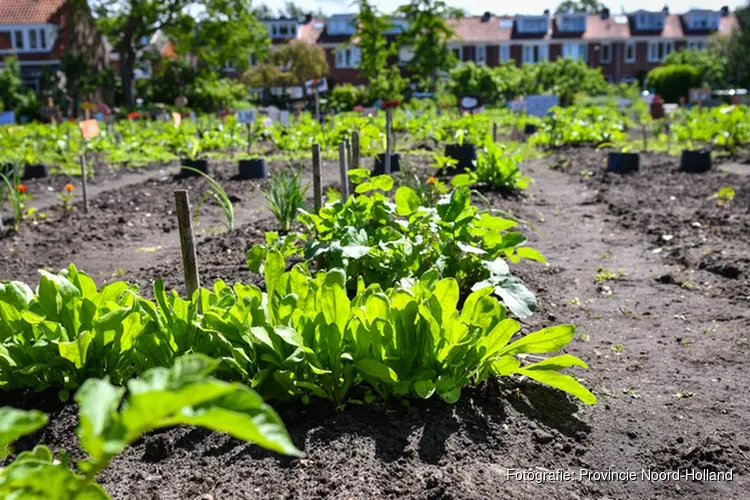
[266,164,309,232]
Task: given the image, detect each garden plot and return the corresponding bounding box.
[4,147,748,500]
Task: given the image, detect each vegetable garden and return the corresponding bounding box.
[1,103,749,499]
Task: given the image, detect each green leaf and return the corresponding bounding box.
[517,368,597,405]
[436,188,469,222]
[74,378,127,464]
[341,245,371,259]
[247,245,267,273]
[413,380,435,399]
[450,173,475,188]
[516,247,547,264]
[58,331,94,369]
[494,281,537,320]
[356,359,399,383]
[394,186,420,216]
[0,408,48,459]
[498,325,576,357]
[320,270,350,331]
[523,354,589,371]
[370,175,394,191]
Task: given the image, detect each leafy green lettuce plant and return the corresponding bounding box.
[0,355,300,499]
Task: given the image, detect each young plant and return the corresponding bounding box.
[266,164,309,232]
[0,165,24,232]
[58,183,75,212]
[181,167,235,231]
[0,355,300,499]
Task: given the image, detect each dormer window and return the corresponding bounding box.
[557,14,586,32]
[685,11,720,30]
[518,17,548,34]
[327,17,356,35]
[267,21,298,39]
[635,12,665,30]
[387,19,409,34]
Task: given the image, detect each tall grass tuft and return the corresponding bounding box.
[266,163,309,232]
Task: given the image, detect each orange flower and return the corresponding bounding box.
[427,177,436,185]
[64,183,74,193]
[17,184,27,194]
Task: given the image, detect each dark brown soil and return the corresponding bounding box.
[3,148,750,499]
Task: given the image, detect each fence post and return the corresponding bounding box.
[312,143,322,212]
[174,190,201,301]
[338,142,349,199]
[385,108,393,174]
[351,130,361,169]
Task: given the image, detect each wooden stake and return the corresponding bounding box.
[351,130,360,169]
[642,124,648,151]
[174,190,201,299]
[312,143,322,212]
[385,108,393,175]
[246,123,252,154]
[79,153,89,213]
[665,117,671,154]
[338,142,349,199]
[314,90,320,123]
[345,138,352,172]
[492,123,498,143]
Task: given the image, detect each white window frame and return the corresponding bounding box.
[648,41,673,62]
[600,42,611,63]
[522,44,548,64]
[499,45,510,63]
[450,45,462,62]
[562,43,588,62]
[625,42,636,63]
[327,18,355,36]
[335,46,360,69]
[687,40,706,50]
[475,45,486,65]
[0,25,56,54]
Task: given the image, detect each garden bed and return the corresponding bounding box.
[4,147,749,499]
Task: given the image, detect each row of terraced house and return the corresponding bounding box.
[262,6,738,87]
[0,0,740,94]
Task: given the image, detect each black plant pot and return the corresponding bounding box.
[1,163,49,180]
[238,158,267,179]
[180,158,210,177]
[524,124,538,135]
[444,143,477,175]
[680,149,712,173]
[373,153,401,175]
[607,152,640,174]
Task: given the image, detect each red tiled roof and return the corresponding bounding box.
[448,16,513,42]
[718,14,739,34]
[298,18,324,44]
[662,14,684,38]
[583,14,631,40]
[0,0,65,25]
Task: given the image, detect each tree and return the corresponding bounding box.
[725,3,750,87]
[0,57,39,118]
[555,0,606,14]
[273,41,329,95]
[279,1,305,18]
[168,0,269,72]
[354,0,393,81]
[662,47,727,89]
[646,65,701,102]
[397,0,459,92]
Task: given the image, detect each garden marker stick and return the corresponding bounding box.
[642,123,648,151]
[352,130,361,169]
[174,190,201,301]
[312,143,322,212]
[314,90,320,123]
[345,138,352,172]
[79,154,89,213]
[339,142,349,200]
[246,123,252,154]
[385,108,393,175]
[493,123,498,143]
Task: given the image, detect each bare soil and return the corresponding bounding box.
[3,148,750,499]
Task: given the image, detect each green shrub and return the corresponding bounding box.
[328,83,368,112]
[646,65,701,103]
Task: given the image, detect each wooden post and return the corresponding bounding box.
[385,108,393,175]
[314,90,320,123]
[230,126,235,159]
[79,153,89,213]
[174,190,201,299]
[642,124,648,151]
[247,122,253,154]
[492,123,498,143]
[351,130,360,170]
[345,138,352,171]
[338,142,349,199]
[312,143,322,212]
[665,116,671,154]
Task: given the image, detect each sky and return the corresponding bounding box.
[292,0,746,16]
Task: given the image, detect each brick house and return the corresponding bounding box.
[0,0,106,91]
[260,5,739,88]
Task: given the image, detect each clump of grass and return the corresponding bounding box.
[595,266,625,283]
[266,164,309,232]
[182,167,235,231]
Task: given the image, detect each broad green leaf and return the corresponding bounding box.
[516,247,547,264]
[432,279,459,319]
[413,380,435,399]
[517,368,597,405]
[320,270,350,331]
[58,331,94,369]
[494,280,537,320]
[394,186,420,216]
[246,245,267,274]
[0,454,108,499]
[341,245,371,259]
[492,356,521,375]
[0,408,48,459]
[436,187,469,222]
[74,378,127,464]
[498,325,576,357]
[356,359,399,383]
[523,354,589,371]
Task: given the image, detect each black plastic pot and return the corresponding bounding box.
[607,152,640,174]
[1,163,49,180]
[444,143,477,175]
[238,158,267,179]
[373,153,401,175]
[680,149,711,173]
[180,158,210,177]
[524,124,538,135]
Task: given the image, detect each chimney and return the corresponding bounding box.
[482,11,492,22]
[720,5,729,16]
[601,8,610,19]
[662,5,669,14]
[304,13,312,23]
[543,9,550,16]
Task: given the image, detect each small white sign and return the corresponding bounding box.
[525,95,559,117]
[236,109,257,124]
[280,110,290,126]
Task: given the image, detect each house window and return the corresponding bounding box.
[328,19,355,35]
[523,45,547,64]
[562,43,587,62]
[560,16,586,32]
[249,53,257,66]
[335,47,360,68]
[399,46,414,65]
[519,18,548,33]
[648,41,673,62]
[625,42,636,63]
[39,29,46,49]
[601,42,611,63]
[271,25,277,36]
[279,24,289,36]
[29,30,37,49]
[637,13,664,30]
[687,40,706,50]
[14,30,23,49]
[476,45,486,65]
[499,45,510,63]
